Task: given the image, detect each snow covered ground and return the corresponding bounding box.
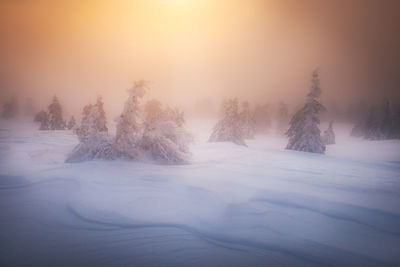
[1,119,400,266]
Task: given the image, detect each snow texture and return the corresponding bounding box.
[0,122,400,266]
[1,119,400,266]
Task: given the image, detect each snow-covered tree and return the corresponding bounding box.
[114,80,148,159]
[2,97,18,119]
[34,110,49,130]
[66,105,116,163]
[209,98,246,146]
[322,122,335,145]
[286,70,326,153]
[67,116,76,130]
[94,96,108,132]
[276,102,289,134]
[141,120,191,164]
[144,99,163,129]
[239,101,255,139]
[253,104,271,134]
[142,99,191,164]
[47,96,65,130]
[164,106,185,127]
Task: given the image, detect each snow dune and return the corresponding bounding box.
[0,120,400,266]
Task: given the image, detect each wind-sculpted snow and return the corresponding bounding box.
[1,120,400,266]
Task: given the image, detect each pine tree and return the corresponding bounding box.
[34,110,49,130]
[66,105,115,163]
[67,116,76,130]
[322,122,335,145]
[47,96,65,130]
[209,98,246,146]
[239,101,255,139]
[286,70,326,153]
[114,80,148,158]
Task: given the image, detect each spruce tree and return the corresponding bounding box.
[286,70,326,153]
[47,96,65,130]
[114,80,147,158]
[209,98,246,146]
[66,105,115,163]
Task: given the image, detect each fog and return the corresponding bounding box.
[1,0,399,119]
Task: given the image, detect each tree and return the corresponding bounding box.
[286,70,326,153]
[142,100,191,164]
[2,97,18,119]
[209,98,246,146]
[141,120,191,164]
[114,80,148,158]
[66,105,115,163]
[239,101,255,139]
[67,116,76,130]
[144,99,163,129]
[94,96,108,132]
[322,122,335,145]
[34,110,49,130]
[47,96,65,130]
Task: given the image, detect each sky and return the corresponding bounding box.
[0,0,399,118]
